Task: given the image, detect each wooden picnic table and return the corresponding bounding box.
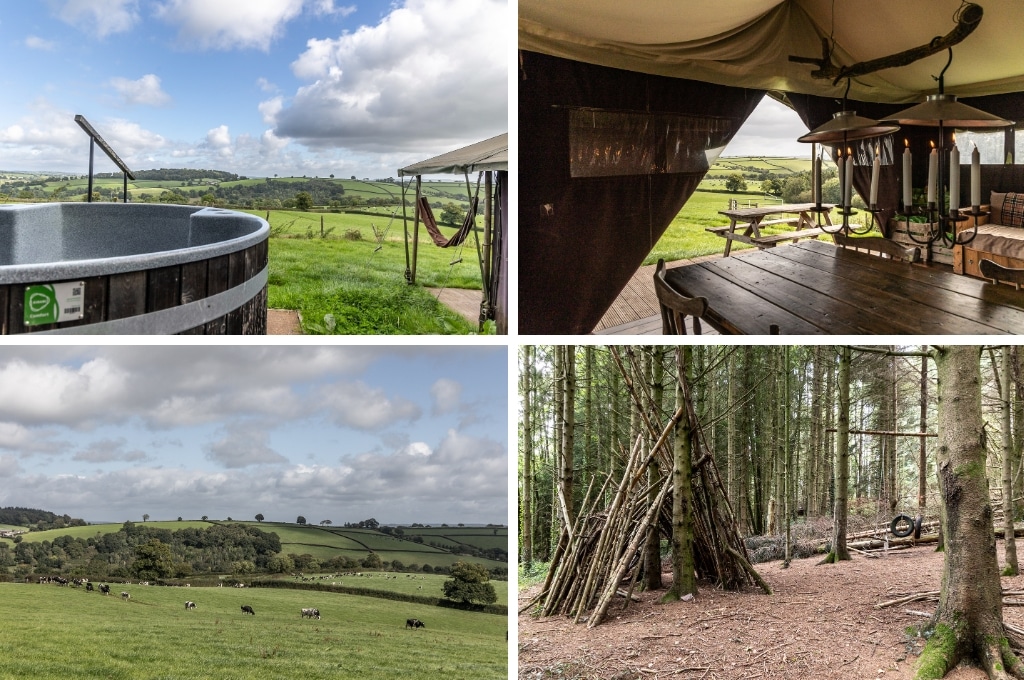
[664,239,1024,335]
[711,202,834,256]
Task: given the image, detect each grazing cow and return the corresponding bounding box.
[99,584,110,595]
[185,601,196,610]
[241,605,255,615]
[86,583,94,592]
[121,592,130,601]
[405,618,425,629]
[301,608,321,619]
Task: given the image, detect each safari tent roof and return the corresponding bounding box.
[398,133,508,177]
[519,0,1024,103]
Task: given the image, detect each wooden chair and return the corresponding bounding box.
[832,232,921,263]
[979,259,1024,290]
[654,259,708,334]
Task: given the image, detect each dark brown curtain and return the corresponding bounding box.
[519,50,764,335]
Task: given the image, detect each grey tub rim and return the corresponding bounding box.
[0,204,269,285]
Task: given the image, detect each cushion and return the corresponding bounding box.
[1002,192,1024,228]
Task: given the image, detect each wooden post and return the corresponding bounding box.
[411,175,421,284]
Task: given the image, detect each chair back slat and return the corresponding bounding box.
[654,259,708,335]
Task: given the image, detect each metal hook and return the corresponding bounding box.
[934,46,953,94]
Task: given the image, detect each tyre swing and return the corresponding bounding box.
[890,513,924,538]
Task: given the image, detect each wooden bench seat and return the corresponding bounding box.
[751,227,826,246]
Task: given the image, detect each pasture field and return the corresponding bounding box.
[0,582,506,680]
[2,521,215,544]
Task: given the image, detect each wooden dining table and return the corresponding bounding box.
[664,239,1024,334]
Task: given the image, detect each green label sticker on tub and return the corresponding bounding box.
[24,282,85,325]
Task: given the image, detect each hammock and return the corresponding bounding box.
[418,196,478,248]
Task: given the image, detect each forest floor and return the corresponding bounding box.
[518,540,1024,680]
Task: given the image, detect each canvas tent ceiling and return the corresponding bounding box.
[398,133,508,176]
[519,0,1024,104]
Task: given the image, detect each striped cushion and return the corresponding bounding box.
[1003,192,1024,228]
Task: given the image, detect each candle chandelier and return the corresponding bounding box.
[881,47,1013,247]
[797,79,899,235]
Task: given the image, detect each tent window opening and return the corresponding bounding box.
[957,129,1009,164]
[568,108,736,178]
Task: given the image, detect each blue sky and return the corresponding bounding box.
[0,0,507,178]
[0,346,508,526]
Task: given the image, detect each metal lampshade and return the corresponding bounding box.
[797,110,900,143]
[882,94,1013,128]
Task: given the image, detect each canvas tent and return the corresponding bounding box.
[519,0,1024,333]
[399,133,508,334]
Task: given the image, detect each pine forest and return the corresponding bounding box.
[518,345,1024,680]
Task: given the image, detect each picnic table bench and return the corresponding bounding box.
[710,202,834,256]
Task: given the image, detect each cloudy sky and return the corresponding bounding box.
[724,97,810,158]
[0,0,507,178]
[0,346,508,526]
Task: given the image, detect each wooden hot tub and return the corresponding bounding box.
[0,203,268,334]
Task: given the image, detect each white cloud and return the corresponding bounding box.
[273,0,508,152]
[257,77,278,93]
[206,124,231,148]
[430,378,462,415]
[0,455,22,478]
[25,35,56,51]
[318,381,422,430]
[258,97,284,125]
[108,74,172,107]
[73,437,149,463]
[204,425,288,468]
[53,0,140,38]
[155,0,305,51]
[311,0,356,17]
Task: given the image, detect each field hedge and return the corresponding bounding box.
[248,579,507,616]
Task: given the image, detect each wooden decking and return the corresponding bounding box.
[594,254,724,335]
[428,287,483,326]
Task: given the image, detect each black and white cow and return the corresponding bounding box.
[185,601,196,610]
[99,584,110,595]
[121,591,130,601]
[86,582,94,592]
[301,608,320,619]
[241,605,255,615]
[405,618,425,629]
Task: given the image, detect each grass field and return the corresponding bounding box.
[262,572,508,606]
[0,582,506,679]
[242,209,485,334]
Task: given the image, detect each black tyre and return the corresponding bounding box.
[890,513,914,538]
[913,514,924,540]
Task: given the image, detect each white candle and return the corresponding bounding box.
[927,142,937,204]
[836,148,844,203]
[844,149,853,209]
[812,153,821,206]
[903,140,912,208]
[971,144,981,208]
[869,145,880,207]
[949,141,960,212]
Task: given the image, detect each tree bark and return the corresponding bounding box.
[916,345,1021,680]
[645,347,664,590]
[1004,346,1019,576]
[919,348,929,512]
[822,346,851,564]
[664,346,696,601]
[561,346,576,525]
[522,346,534,566]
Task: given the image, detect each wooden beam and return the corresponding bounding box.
[789,3,983,85]
[826,428,937,437]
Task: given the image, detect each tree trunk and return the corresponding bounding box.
[645,347,664,590]
[822,346,851,564]
[521,346,534,566]
[916,345,1021,680]
[1003,346,1019,576]
[561,345,576,525]
[919,349,929,512]
[784,346,792,567]
[664,346,697,601]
